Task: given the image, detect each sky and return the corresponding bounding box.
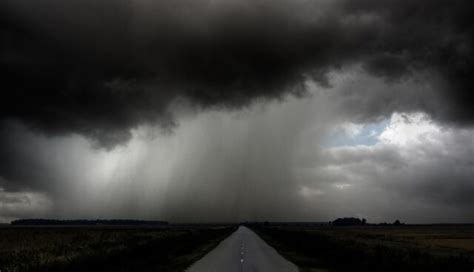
[0,0,473,223]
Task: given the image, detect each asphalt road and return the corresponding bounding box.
[186,226,298,272]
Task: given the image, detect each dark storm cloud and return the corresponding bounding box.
[1,0,473,147]
[340,0,474,124]
[0,121,73,192]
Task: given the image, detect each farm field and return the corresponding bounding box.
[0,225,234,272]
[252,225,474,272]
[1,224,473,272]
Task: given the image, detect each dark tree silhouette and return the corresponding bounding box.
[11,219,168,226]
[332,217,366,226]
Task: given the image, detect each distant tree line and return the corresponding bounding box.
[377,219,405,226]
[332,217,367,226]
[332,217,405,226]
[11,219,168,226]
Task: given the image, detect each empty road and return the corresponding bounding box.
[186,226,298,272]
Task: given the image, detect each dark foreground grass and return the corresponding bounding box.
[0,225,235,272]
[252,225,474,272]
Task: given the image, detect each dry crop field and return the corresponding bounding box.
[0,225,234,272]
[318,225,474,251]
[253,225,474,272]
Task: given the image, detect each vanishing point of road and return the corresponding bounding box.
[186,226,298,272]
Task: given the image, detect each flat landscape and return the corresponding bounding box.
[2,0,474,271]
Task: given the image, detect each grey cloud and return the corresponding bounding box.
[300,122,474,223]
[0,184,52,222]
[0,93,329,222]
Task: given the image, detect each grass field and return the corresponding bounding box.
[252,225,474,272]
[0,225,234,272]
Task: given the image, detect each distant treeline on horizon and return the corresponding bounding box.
[11,219,169,226]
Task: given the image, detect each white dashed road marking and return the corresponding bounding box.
[186,226,298,272]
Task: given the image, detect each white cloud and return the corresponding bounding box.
[378,112,442,147]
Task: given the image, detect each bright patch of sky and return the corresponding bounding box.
[324,118,390,147]
[378,112,441,147]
